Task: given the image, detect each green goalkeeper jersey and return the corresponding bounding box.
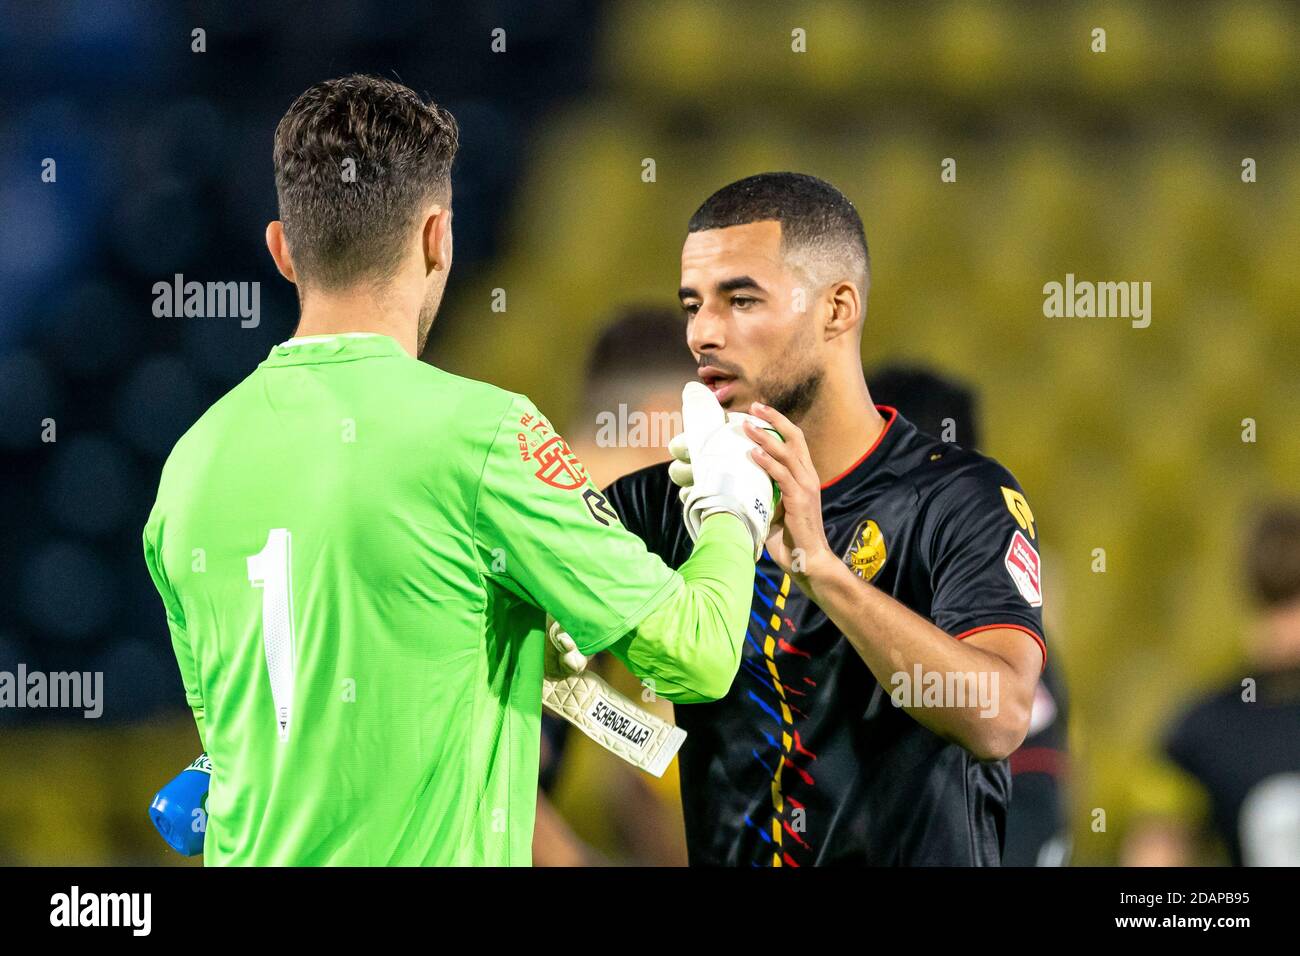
[143,333,682,866]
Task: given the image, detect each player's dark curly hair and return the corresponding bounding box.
[688,172,870,294]
[273,74,459,291]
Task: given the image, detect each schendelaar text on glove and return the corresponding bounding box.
[589,697,653,749]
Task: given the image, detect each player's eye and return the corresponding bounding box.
[731,295,757,310]
[681,301,700,318]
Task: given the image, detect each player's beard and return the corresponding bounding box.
[756,362,824,423]
[752,322,825,423]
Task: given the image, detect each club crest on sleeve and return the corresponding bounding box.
[843,518,887,582]
[1004,529,1043,607]
[532,435,588,490]
[516,410,589,491]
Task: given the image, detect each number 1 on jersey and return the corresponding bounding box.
[247,529,297,742]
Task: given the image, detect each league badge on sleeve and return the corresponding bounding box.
[1004,529,1043,607]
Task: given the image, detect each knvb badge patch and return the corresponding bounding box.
[1004,529,1043,607]
[517,411,589,490]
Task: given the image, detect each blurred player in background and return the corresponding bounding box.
[1123,501,1300,866]
[868,364,1072,866]
[142,76,773,865]
[605,172,1048,865]
[533,306,695,866]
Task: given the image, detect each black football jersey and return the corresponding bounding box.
[604,407,1047,866]
[1164,664,1300,866]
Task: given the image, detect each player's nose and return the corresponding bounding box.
[686,303,727,354]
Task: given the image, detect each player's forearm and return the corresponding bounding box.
[609,513,753,703]
[801,554,1031,759]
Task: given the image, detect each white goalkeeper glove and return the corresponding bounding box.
[540,617,687,777]
[543,614,588,680]
[668,382,777,561]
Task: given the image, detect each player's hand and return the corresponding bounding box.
[669,383,777,560]
[742,402,834,589]
[544,615,588,680]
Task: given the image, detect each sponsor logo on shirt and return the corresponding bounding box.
[1004,529,1043,607]
[582,488,618,526]
[843,518,887,582]
[1001,486,1037,540]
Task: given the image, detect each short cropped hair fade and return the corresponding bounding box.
[272,74,459,291]
[687,172,870,293]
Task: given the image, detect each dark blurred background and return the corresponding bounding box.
[0,0,1297,864]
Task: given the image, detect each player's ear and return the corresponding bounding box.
[423,205,452,275]
[265,221,297,284]
[823,279,862,341]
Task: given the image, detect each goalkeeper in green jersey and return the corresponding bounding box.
[142,75,775,866]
